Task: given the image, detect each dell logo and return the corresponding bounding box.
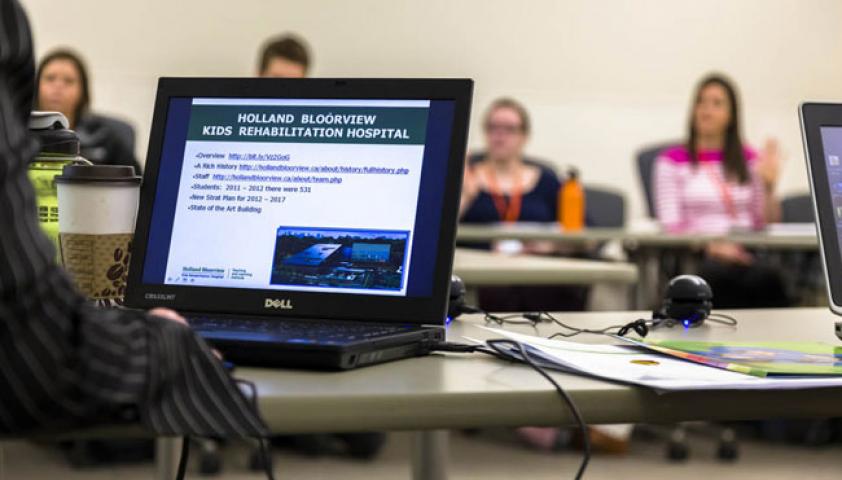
[265,298,293,310]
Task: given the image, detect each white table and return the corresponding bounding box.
[147,307,842,480]
[458,223,819,308]
[452,247,638,286]
[456,223,818,251]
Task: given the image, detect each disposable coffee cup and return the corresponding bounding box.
[56,164,141,306]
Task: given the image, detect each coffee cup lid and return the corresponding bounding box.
[55,164,142,185]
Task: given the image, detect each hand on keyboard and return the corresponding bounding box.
[149,308,223,360]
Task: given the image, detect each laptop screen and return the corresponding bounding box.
[140,97,455,298]
[821,126,842,255]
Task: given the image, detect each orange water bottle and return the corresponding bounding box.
[559,168,584,231]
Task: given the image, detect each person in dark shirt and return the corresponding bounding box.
[459,98,588,312]
[461,161,561,224]
[0,0,265,439]
[34,48,141,173]
[460,98,562,226]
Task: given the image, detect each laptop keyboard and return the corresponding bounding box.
[186,314,414,344]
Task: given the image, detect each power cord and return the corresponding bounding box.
[236,379,276,480]
[174,379,275,480]
[176,437,190,480]
[480,309,737,340]
[483,309,656,339]
[707,312,738,326]
[527,312,654,339]
[484,312,544,329]
[429,340,591,480]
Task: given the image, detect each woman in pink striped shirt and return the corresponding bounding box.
[653,74,789,308]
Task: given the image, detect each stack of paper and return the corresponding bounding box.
[478,327,842,392]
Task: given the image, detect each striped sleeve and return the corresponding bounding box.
[0,0,266,438]
[653,155,685,233]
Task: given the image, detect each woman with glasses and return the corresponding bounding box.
[460,98,562,228]
[459,99,589,312]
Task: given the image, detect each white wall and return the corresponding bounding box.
[21,0,842,219]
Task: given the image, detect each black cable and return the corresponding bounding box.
[172,380,275,480]
[707,312,739,327]
[484,312,541,327]
[236,378,276,480]
[533,311,637,339]
[464,296,739,337]
[175,436,190,480]
[478,308,652,339]
[473,305,733,339]
[258,437,274,477]
[429,340,590,478]
[485,339,591,480]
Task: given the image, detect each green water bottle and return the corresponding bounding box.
[27,112,91,253]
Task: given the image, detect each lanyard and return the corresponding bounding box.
[703,163,737,219]
[484,166,523,223]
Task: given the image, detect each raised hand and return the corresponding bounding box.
[756,138,781,191]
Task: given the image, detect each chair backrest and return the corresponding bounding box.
[467,152,557,173]
[467,153,625,227]
[636,141,678,217]
[584,185,626,228]
[781,193,814,223]
[95,114,136,153]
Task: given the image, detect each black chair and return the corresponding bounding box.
[470,153,626,228]
[633,141,686,298]
[96,115,136,151]
[781,194,814,223]
[636,141,678,217]
[584,186,626,228]
[779,193,822,306]
[76,113,140,174]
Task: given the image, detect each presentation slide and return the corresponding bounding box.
[163,98,430,296]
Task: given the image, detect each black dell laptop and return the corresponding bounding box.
[126,78,472,369]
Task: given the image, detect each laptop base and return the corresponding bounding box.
[188,313,445,370]
[210,337,440,370]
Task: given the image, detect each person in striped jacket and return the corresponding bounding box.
[653,73,789,308]
[0,0,266,438]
